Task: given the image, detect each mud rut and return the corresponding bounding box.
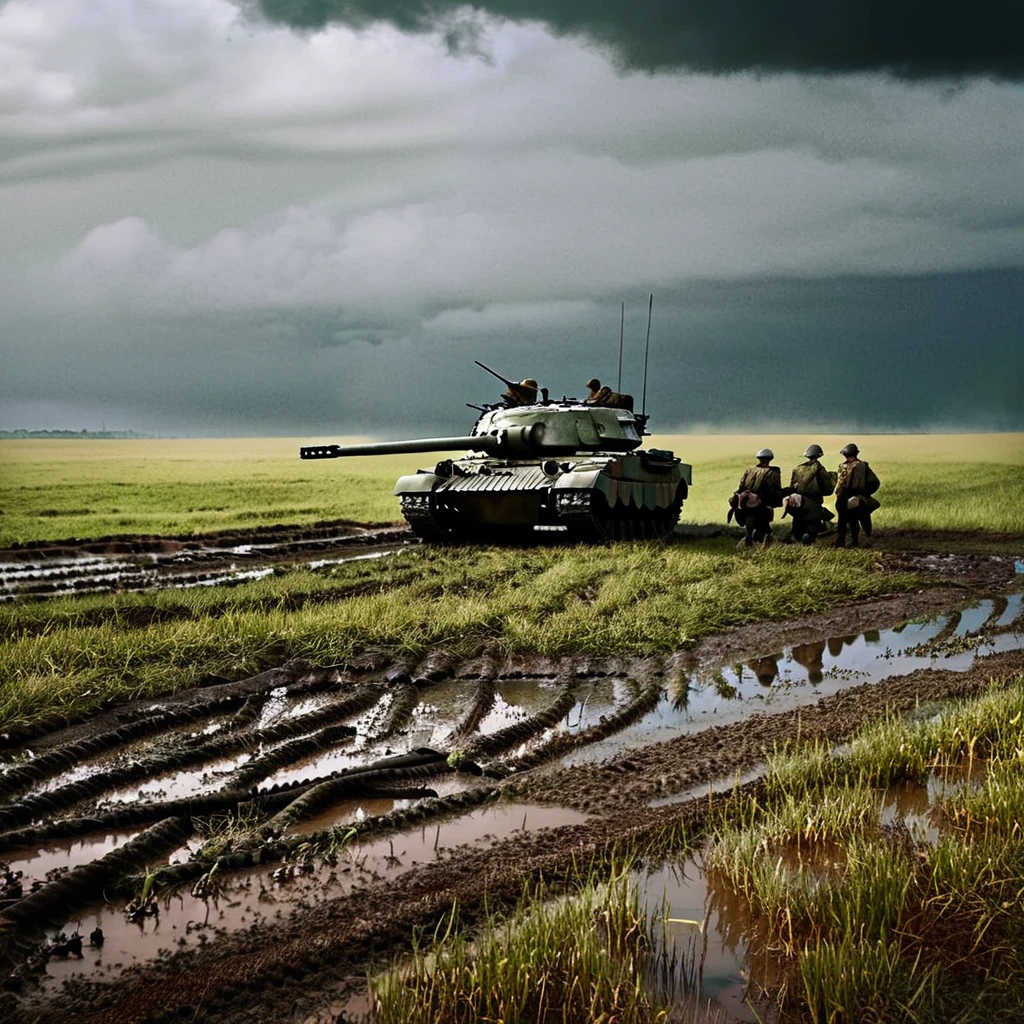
[1,526,1023,1024]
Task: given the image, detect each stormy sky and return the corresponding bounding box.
[1,0,1023,437]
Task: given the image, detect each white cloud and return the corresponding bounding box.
[1,0,1024,434]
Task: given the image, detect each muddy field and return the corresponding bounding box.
[1,524,1023,1023]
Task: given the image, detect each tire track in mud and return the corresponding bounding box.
[20,648,1024,1024]
[2,584,1023,1020]
[0,523,412,604]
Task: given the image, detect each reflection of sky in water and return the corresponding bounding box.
[1,544,405,601]
[100,756,245,804]
[642,757,1008,1023]
[6,831,140,888]
[475,693,527,736]
[41,801,588,993]
[638,860,761,1024]
[403,680,484,748]
[261,691,405,787]
[563,678,630,734]
[565,594,1023,766]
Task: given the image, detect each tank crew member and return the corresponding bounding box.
[584,378,634,410]
[729,449,783,547]
[833,443,881,548]
[782,443,835,544]
[584,378,612,405]
[503,378,539,407]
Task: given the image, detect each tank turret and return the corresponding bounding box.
[300,390,691,543]
[300,403,645,462]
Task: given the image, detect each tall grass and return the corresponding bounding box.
[372,868,675,1024]
[703,675,1024,1023]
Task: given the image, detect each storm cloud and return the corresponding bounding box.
[258,0,1024,78]
[1,0,1022,437]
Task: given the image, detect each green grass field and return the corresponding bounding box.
[1,432,1021,734]
[1,433,1022,545]
[0,542,917,732]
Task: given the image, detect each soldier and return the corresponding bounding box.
[782,443,835,544]
[833,442,881,548]
[584,378,634,410]
[729,448,783,546]
[584,378,612,405]
[502,378,539,407]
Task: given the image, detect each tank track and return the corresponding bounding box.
[403,489,683,543]
[399,496,448,541]
[556,490,682,542]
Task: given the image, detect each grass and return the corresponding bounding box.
[1,433,1022,545]
[0,541,918,734]
[702,674,1024,1023]
[372,866,677,1024]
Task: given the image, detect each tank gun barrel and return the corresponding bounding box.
[300,426,541,461]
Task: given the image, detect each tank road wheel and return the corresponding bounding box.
[400,495,451,543]
[559,485,684,543]
[559,491,612,543]
[649,484,685,541]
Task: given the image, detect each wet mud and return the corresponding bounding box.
[1,526,1023,1023]
[0,521,411,601]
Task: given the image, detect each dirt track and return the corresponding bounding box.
[1,525,1023,1024]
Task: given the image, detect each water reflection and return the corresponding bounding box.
[566,591,1024,766]
[746,657,779,687]
[791,641,826,685]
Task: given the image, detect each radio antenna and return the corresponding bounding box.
[616,301,624,392]
[641,292,653,416]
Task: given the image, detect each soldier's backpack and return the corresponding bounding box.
[792,462,831,498]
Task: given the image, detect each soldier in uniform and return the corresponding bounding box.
[833,442,881,547]
[584,378,634,410]
[502,378,539,407]
[585,378,612,405]
[729,448,783,546]
[782,443,835,544]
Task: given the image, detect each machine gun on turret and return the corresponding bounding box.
[474,361,549,407]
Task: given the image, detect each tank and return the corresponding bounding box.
[300,399,692,543]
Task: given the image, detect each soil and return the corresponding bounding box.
[1,523,1022,1024]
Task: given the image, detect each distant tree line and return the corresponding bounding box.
[0,429,151,439]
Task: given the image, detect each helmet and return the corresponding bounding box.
[756,448,774,460]
[840,443,859,457]
[803,444,824,459]
[585,378,600,390]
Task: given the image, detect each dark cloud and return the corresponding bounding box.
[3,272,1022,436]
[258,0,1024,78]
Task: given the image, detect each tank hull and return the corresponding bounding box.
[395,450,691,542]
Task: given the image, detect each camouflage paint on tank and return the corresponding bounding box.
[301,401,692,542]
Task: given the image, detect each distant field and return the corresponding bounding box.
[1,433,1022,545]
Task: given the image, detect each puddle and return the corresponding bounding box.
[308,550,397,571]
[4,830,141,890]
[638,860,765,1023]
[0,544,406,601]
[564,594,1024,766]
[98,756,247,805]
[39,802,589,991]
[637,763,991,1024]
